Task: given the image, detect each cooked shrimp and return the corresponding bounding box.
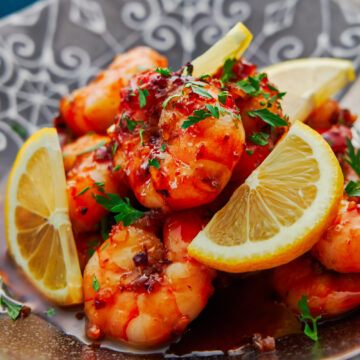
[63,133,127,234]
[311,199,360,273]
[83,211,216,347]
[60,47,168,136]
[272,254,360,317]
[112,70,245,211]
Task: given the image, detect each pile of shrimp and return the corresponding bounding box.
[57,46,360,348]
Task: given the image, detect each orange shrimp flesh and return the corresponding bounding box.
[112,69,245,211]
[83,211,216,348]
[272,254,360,318]
[63,133,127,234]
[60,47,168,136]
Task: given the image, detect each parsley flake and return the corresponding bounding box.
[163,94,180,109]
[139,128,145,146]
[344,138,360,177]
[63,140,107,157]
[205,104,220,119]
[247,108,288,127]
[113,165,121,172]
[220,58,237,86]
[93,275,100,292]
[0,297,22,321]
[155,67,172,77]
[45,308,55,317]
[112,143,118,155]
[138,87,149,108]
[75,187,90,198]
[96,193,145,226]
[11,123,28,139]
[345,180,360,197]
[148,158,161,170]
[237,73,266,96]
[185,81,213,99]
[161,143,166,152]
[246,150,254,156]
[126,117,143,132]
[182,109,212,129]
[218,91,228,105]
[298,295,321,341]
[248,132,269,146]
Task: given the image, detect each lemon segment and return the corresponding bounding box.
[5,128,83,305]
[190,22,253,77]
[188,121,343,273]
[264,58,355,123]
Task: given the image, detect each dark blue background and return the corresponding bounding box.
[0,0,38,18]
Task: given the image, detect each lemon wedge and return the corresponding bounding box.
[264,58,355,123]
[5,128,83,305]
[190,22,253,77]
[188,121,343,273]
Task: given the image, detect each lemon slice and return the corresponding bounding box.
[264,58,355,123]
[190,22,253,77]
[188,121,343,273]
[5,128,83,305]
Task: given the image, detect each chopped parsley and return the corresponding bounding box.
[220,58,237,86]
[93,275,100,292]
[205,104,220,119]
[139,128,145,146]
[246,150,254,156]
[63,140,107,157]
[11,123,28,139]
[182,108,212,129]
[45,308,55,317]
[96,193,145,226]
[155,67,172,76]
[344,137,360,177]
[75,187,90,198]
[185,81,213,99]
[199,74,211,80]
[0,297,22,321]
[248,132,269,146]
[138,87,149,108]
[113,165,121,172]
[298,295,321,341]
[237,73,266,96]
[126,117,143,132]
[163,94,180,109]
[148,158,161,170]
[218,91,228,105]
[247,108,288,127]
[112,143,118,155]
[101,242,109,252]
[345,180,360,197]
[161,143,166,152]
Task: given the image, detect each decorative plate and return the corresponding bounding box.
[1,0,360,359]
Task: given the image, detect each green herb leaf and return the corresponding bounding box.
[246,150,254,156]
[199,74,210,80]
[155,67,172,76]
[161,143,166,152]
[345,180,360,197]
[298,295,321,341]
[11,123,28,139]
[267,83,279,92]
[163,94,180,109]
[248,132,269,146]
[45,308,55,317]
[220,58,237,85]
[138,87,149,108]
[93,275,100,292]
[113,165,121,172]
[101,242,109,251]
[75,187,90,198]
[112,143,118,155]
[191,86,213,99]
[63,140,107,158]
[237,73,266,96]
[345,138,360,177]
[96,194,145,227]
[182,109,212,129]
[218,91,228,105]
[247,108,288,127]
[148,158,161,170]
[0,297,22,321]
[139,128,145,146]
[205,104,220,119]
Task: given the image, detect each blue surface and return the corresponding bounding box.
[0,0,38,18]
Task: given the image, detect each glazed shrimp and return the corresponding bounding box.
[112,70,245,211]
[83,211,216,347]
[60,47,168,136]
[272,254,360,318]
[311,199,360,273]
[63,133,127,233]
